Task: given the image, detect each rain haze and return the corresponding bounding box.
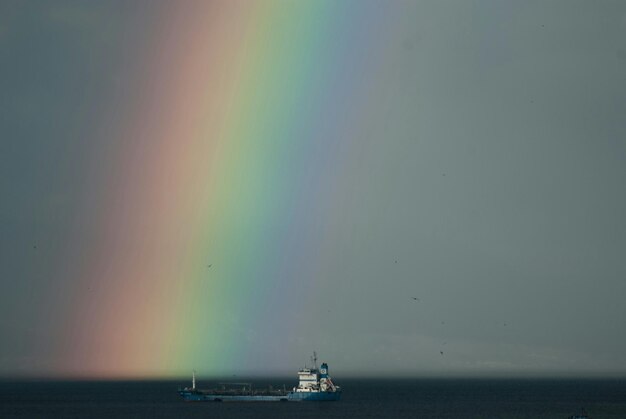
[1,0,625,379]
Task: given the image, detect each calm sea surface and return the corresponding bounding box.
[1,378,625,418]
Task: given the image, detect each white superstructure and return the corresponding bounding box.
[293,352,339,393]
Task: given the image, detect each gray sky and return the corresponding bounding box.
[287,0,626,377]
[1,0,626,377]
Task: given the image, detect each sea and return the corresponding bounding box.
[1,378,625,418]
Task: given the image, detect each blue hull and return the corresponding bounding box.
[179,390,341,402]
[286,391,341,401]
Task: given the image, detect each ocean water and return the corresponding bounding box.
[1,378,625,418]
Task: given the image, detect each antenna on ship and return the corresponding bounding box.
[311,351,318,370]
[192,370,196,390]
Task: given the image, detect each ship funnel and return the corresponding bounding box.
[320,363,329,379]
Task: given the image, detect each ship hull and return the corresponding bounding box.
[179,390,341,402]
[286,391,341,401]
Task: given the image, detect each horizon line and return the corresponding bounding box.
[2,372,626,382]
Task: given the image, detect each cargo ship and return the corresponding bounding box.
[178,353,341,402]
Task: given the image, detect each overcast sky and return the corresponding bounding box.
[1,0,626,378]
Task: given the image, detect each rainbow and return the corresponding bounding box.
[49,0,395,378]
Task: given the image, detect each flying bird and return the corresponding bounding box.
[412,297,419,301]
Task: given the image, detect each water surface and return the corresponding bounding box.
[1,378,625,418]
